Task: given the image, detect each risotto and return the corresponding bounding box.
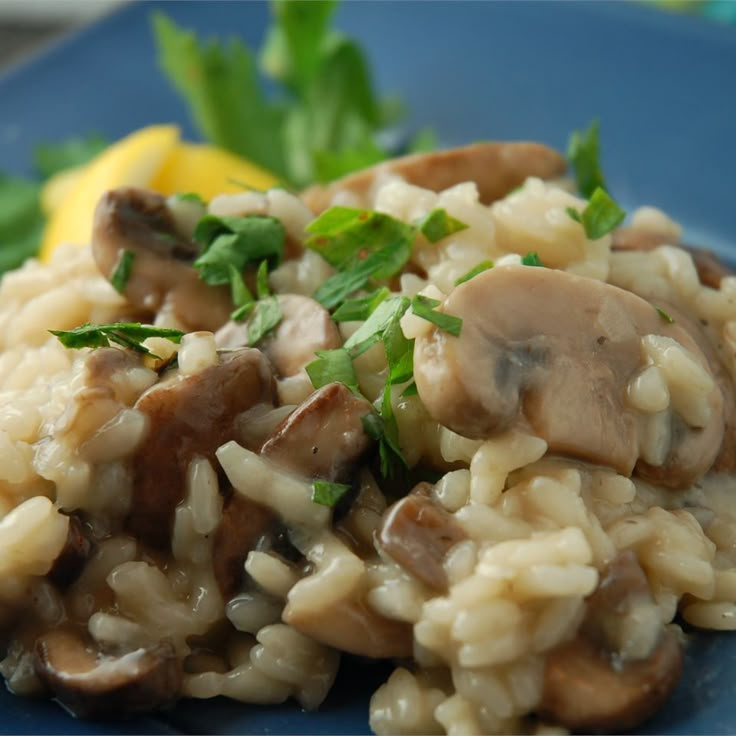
[0,140,735,733]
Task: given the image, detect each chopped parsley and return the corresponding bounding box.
[410,295,463,337]
[331,287,391,322]
[255,259,272,299]
[566,187,626,240]
[655,306,675,324]
[521,252,545,267]
[228,264,255,311]
[311,479,352,508]
[110,250,135,293]
[246,296,282,346]
[193,214,285,285]
[50,322,184,358]
[305,348,360,393]
[567,119,607,199]
[455,260,493,286]
[343,297,411,357]
[416,208,468,243]
[173,192,206,205]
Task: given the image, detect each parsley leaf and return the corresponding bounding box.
[110,250,135,294]
[331,287,391,322]
[0,174,44,276]
[343,297,411,357]
[416,208,468,244]
[247,297,282,346]
[50,323,184,358]
[305,206,416,272]
[33,134,108,179]
[521,252,545,267]
[655,306,675,324]
[313,240,411,310]
[255,259,271,299]
[311,479,352,508]
[566,187,626,240]
[193,214,285,285]
[410,295,463,337]
[454,260,494,286]
[305,348,360,393]
[567,119,607,199]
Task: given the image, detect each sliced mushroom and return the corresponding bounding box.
[216,294,341,383]
[92,187,232,332]
[34,628,181,718]
[413,266,724,486]
[129,348,275,547]
[302,141,567,213]
[284,595,413,659]
[539,552,683,732]
[212,494,276,598]
[378,485,466,591]
[47,515,93,589]
[260,382,373,481]
[612,227,733,289]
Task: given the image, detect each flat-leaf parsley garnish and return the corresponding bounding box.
[521,252,545,267]
[410,295,463,337]
[110,250,135,293]
[567,119,607,199]
[50,323,184,358]
[311,480,352,508]
[566,187,626,241]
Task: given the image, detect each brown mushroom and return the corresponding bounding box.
[283,595,413,659]
[34,628,181,718]
[377,486,466,591]
[260,382,373,481]
[92,187,232,332]
[612,227,733,290]
[413,266,724,487]
[539,552,683,732]
[302,141,567,213]
[212,494,276,598]
[216,295,342,378]
[47,515,93,589]
[129,348,275,547]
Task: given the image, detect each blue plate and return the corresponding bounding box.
[1,2,735,733]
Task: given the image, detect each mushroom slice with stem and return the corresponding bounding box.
[129,348,275,548]
[377,485,466,592]
[260,382,373,482]
[92,187,231,332]
[302,141,567,213]
[539,551,683,732]
[413,265,724,487]
[34,628,181,718]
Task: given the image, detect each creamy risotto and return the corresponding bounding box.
[0,141,734,733]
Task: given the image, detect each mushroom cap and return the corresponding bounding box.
[413,266,724,485]
[129,348,275,547]
[92,187,231,332]
[301,141,567,213]
[34,628,181,719]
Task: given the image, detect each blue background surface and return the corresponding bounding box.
[0,1,735,733]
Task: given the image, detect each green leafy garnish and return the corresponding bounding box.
[32,134,108,179]
[416,208,468,244]
[343,297,411,357]
[313,240,411,310]
[566,187,626,240]
[246,297,282,346]
[193,215,285,285]
[655,306,675,324]
[0,174,44,275]
[305,206,416,272]
[311,479,352,508]
[228,264,255,311]
[110,250,135,294]
[50,322,184,358]
[153,2,419,187]
[255,259,272,299]
[305,348,360,393]
[410,295,463,337]
[331,287,391,322]
[454,260,494,286]
[173,192,206,205]
[521,252,545,267]
[567,119,606,199]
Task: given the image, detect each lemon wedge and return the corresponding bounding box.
[39,125,281,262]
[151,142,279,200]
